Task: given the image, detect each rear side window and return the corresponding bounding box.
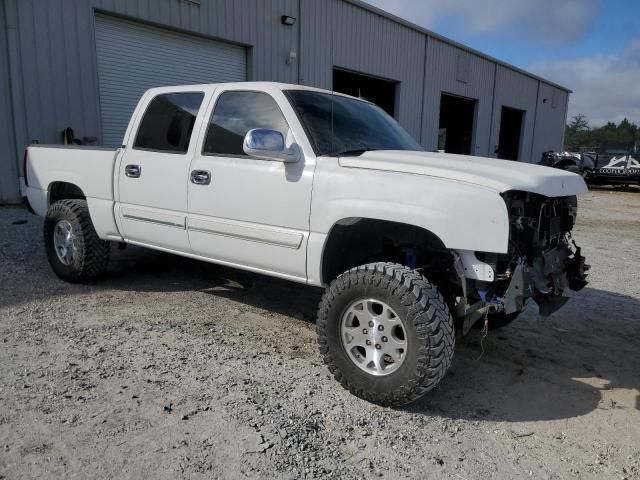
[134,92,204,153]
[203,91,289,156]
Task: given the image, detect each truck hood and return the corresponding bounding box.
[339,150,588,197]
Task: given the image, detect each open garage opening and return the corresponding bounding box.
[333,68,398,118]
[438,93,477,155]
[497,106,525,161]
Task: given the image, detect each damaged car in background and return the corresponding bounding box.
[23,82,589,407]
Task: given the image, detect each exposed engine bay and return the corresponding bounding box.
[457,191,589,333]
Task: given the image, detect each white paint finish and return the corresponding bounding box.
[188,215,304,249]
[188,230,309,279]
[126,239,308,285]
[186,85,316,278]
[120,206,186,229]
[116,85,213,251]
[25,145,117,200]
[87,197,120,239]
[312,156,511,254]
[25,187,47,217]
[340,150,588,197]
[455,250,495,282]
[306,232,327,286]
[25,81,585,289]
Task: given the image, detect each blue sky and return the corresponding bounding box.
[364,0,640,127]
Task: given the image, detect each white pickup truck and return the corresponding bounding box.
[24,82,589,406]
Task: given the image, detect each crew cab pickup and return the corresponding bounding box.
[24,82,589,406]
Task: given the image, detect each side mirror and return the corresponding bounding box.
[243,129,299,163]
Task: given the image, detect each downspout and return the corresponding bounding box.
[529,80,541,163]
[560,91,569,152]
[418,34,428,146]
[297,0,302,84]
[3,0,27,195]
[487,63,497,158]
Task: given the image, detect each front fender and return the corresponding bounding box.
[310,160,510,254]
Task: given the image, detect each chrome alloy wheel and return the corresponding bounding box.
[340,299,407,376]
[53,220,76,266]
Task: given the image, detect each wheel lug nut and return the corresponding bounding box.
[378,325,384,331]
[366,340,372,346]
[382,336,388,342]
[375,344,382,350]
[362,329,368,334]
[368,321,374,328]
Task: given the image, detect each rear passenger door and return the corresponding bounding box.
[116,89,207,252]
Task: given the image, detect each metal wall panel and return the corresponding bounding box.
[299,0,426,140]
[0,0,571,202]
[0,0,19,202]
[490,65,539,162]
[531,82,569,164]
[94,14,246,146]
[0,0,299,201]
[421,38,497,155]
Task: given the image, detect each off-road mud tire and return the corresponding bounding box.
[44,199,110,283]
[317,263,455,407]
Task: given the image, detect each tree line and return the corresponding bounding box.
[564,115,638,152]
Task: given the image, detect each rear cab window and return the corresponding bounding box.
[134,92,205,154]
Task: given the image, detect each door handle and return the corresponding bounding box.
[125,164,141,178]
[190,170,211,185]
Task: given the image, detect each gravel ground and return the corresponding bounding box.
[1,188,639,480]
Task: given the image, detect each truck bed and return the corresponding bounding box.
[25,144,121,239]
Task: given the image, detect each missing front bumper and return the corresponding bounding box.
[502,241,589,317]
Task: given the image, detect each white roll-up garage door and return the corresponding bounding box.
[94,14,247,146]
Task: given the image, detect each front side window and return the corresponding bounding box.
[134,92,204,153]
[203,91,289,156]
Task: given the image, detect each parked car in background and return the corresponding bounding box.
[23,82,589,407]
[540,148,640,188]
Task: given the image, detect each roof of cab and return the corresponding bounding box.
[144,81,360,100]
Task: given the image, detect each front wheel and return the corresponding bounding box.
[44,199,110,283]
[317,263,455,407]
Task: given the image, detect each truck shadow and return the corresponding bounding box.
[105,247,640,423]
[3,220,640,424]
[104,246,323,323]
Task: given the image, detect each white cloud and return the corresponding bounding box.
[529,42,640,126]
[364,0,598,43]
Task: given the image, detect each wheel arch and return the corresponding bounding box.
[47,181,86,206]
[319,217,453,285]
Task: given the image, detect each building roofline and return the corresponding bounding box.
[346,0,573,93]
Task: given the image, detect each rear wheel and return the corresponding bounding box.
[317,263,455,407]
[44,199,110,282]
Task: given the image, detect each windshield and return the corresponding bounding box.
[284,90,424,157]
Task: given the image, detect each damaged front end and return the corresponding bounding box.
[456,191,589,334]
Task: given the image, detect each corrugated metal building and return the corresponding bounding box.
[0,0,570,203]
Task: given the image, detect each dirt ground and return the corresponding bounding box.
[1,188,639,480]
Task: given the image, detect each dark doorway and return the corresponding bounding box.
[497,106,525,161]
[438,93,476,155]
[333,68,397,117]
